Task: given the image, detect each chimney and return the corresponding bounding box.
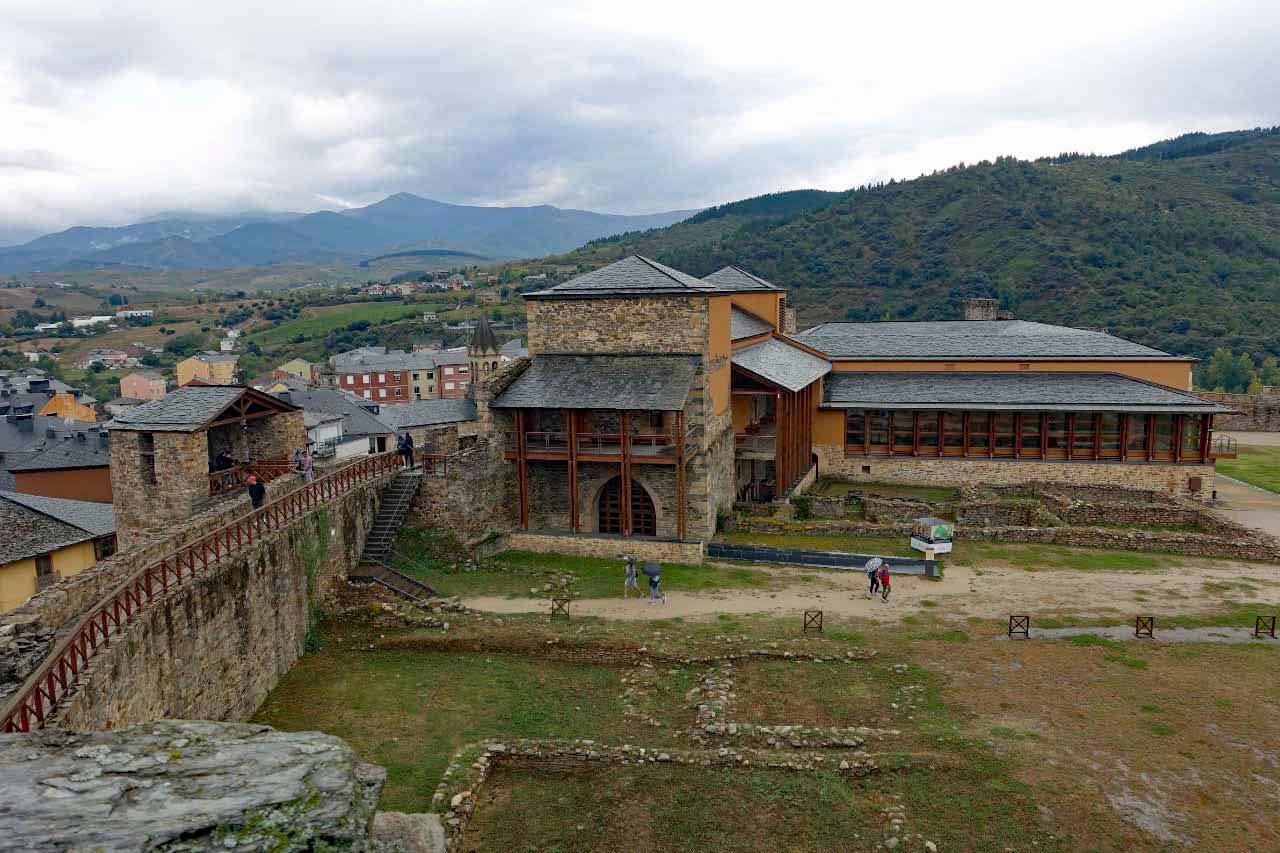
[963,298,999,321]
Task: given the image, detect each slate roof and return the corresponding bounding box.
[795,320,1187,360]
[528,255,713,298]
[1,491,115,537]
[730,307,775,341]
[7,434,109,471]
[107,386,295,432]
[276,389,391,439]
[376,398,477,430]
[501,339,529,360]
[470,312,499,354]
[492,355,700,411]
[187,350,240,363]
[821,372,1230,413]
[0,492,111,565]
[703,266,781,291]
[731,338,831,392]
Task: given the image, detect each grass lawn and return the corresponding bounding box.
[1217,445,1280,493]
[246,301,443,346]
[390,547,775,599]
[253,637,637,811]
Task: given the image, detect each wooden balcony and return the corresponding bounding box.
[734,432,776,459]
[504,430,694,464]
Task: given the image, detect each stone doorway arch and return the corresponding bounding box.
[597,476,657,536]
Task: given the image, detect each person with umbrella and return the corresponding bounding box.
[642,560,667,605]
[864,557,883,598]
[621,554,640,598]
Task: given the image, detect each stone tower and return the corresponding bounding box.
[468,312,501,384]
[963,297,999,321]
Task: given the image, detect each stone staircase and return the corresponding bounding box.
[351,469,437,603]
[360,469,421,564]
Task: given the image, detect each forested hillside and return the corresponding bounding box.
[553,130,1280,378]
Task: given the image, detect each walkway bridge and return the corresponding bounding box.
[0,451,449,734]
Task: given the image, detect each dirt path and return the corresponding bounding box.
[1211,475,1280,537]
[465,558,1280,623]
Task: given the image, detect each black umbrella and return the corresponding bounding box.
[641,561,662,578]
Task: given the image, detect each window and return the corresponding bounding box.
[362,374,370,384]
[993,413,1016,456]
[345,375,354,385]
[1126,414,1149,458]
[394,388,403,397]
[458,366,469,374]
[138,432,157,485]
[1045,413,1067,458]
[1072,413,1097,458]
[35,554,53,577]
[864,409,888,453]
[1019,412,1042,456]
[377,373,385,383]
[1100,413,1122,458]
[445,381,455,390]
[362,390,371,399]
[845,410,866,449]
[378,388,387,398]
[968,411,990,453]
[392,372,401,381]
[892,411,914,453]
[942,413,965,455]
[412,372,419,380]
[427,371,435,380]
[94,535,117,560]
[1181,414,1203,458]
[918,411,940,450]
[1152,414,1175,458]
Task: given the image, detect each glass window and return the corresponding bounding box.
[1100,413,1122,457]
[1153,414,1175,456]
[994,413,1016,454]
[1045,413,1067,455]
[868,409,890,450]
[1181,415,1203,457]
[918,411,939,448]
[1073,413,1097,457]
[845,410,866,447]
[892,411,914,451]
[1126,414,1149,456]
[968,412,990,451]
[1019,412,1042,453]
[943,413,965,449]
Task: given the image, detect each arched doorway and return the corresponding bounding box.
[598,476,656,536]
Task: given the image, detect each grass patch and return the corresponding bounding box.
[1103,653,1148,669]
[1150,722,1177,736]
[920,599,938,608]
[1067,633,1123,650]
[1217,445,1280,493]
[246,300,435,346]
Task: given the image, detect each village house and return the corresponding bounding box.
[0,491,116,614]
[176,351,240,386]
[7,428,111,502]
[467,255,1230,552]
[115,309,154,320]
[119,370,168,401]
[332,343,474,403]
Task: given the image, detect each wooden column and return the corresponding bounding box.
[1119,413,1129,460]
[936,411,944,457]
[962,411,970,457]
[1145,414,1155,461]
[566,409,579,532]
[1066,413,1075,460]
[1173,414,1184,462]
[987,411,995,459]
[515,409,529,529]
[863,410,870,456]
[1199,414,1212,463]
[775,390,786,489]
[911,411,920,456]
[620,409,632,536]
[1092,413,1102,461]
[1014,412,1023,459]
[675,409,686,539]
[1040,412,1048,458]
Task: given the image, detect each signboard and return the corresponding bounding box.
[911,516,954,554]
[911,535,953,554]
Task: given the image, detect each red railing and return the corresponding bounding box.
[208,457,296,496]
[0,451,404,733]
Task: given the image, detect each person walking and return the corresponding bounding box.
[303,447,314,484]
[878,562,891,602]
[642,561,667,605]
[293,447,304,472]
[402,431,415,469]
[864,557,883,598]
[245,473,266,507]
[621,555,640,598]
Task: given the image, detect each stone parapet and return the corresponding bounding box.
[503,531,706,564]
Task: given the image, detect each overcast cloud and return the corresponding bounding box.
[1,0,1278,239]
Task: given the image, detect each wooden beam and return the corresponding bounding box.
[206,409,280,429]
[1173,414,1184,463]
[987,411,995,459]
[1093,413,1102,461]
[620,410,632,536]
[1145,414,1155,462]
[911,411,920,456]
[515,409,529,529]
[566,408,579,532]
[675,409,686,539]
[1039,412,1048,458]
[962,411,970,457]
[1199,414,1212,463]
[1066,413,1076,460]
[1120,412,1130,460]
[1014,412,1023,460]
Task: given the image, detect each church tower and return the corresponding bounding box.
[468,311,501,384]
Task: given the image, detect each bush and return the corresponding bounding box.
[791,495,813,520]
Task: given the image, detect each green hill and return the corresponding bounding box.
[549,130,1280,372]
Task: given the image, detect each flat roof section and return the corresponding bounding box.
[821,371,1230,413]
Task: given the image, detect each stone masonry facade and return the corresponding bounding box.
[527,296,708,356]
[1199,391,1280,432]
[814,443,1216,501]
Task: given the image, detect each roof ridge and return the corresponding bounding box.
[634,255,709,289]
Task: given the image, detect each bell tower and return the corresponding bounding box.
[468,311,501,383]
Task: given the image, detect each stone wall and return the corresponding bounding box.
[8,472,390,731]
[862,496,934,524]
[110,429,209,549]
[526,296,708,355]
[1199,391,1280,431]
[0,721,384,850]
[814,444,1216,501]
[954,501,1047,527]
[414,438,514,543]
[503,531,705,564]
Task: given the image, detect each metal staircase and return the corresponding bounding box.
[351,469,437,602]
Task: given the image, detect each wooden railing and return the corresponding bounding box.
[207,457,296,496]
[1209,434,1238,460]
[0,451,404,734]
[505,431,692,457]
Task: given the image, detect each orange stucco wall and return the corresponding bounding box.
[38,394,97,422]
[707,296,733,415]
[814,409,846,446]
[731,394,753,431]
[729,292,783,330]
[14,468,113,503]
[828,359,1194,391]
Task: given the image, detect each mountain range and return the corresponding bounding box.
[550,127,1280,364]
[0,195,697,272]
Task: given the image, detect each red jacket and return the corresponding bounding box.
[878,565,890,586]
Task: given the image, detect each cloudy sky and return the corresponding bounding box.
[1,0,1277,242]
